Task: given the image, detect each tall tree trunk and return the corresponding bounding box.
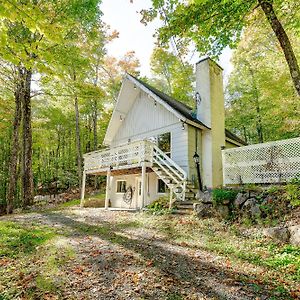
[92,63,99,190]
[255,100,264,143]
[242,126,248,144]
[163,64,172,95]
[92,104,98,190]
[21,68,34,208]
[74,95,82,188]
[249,67,264,143]
[259,0,300,96]
[6,68,23,214]
[92,101,98,151]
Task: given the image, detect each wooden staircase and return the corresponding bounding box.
[151,145,197,206]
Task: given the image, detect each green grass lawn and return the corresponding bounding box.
[0,221,56,258]
[0,203,299,299]
[138,214,300,298]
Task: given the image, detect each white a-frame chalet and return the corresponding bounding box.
[81,58,246,209]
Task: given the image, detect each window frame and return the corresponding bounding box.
[157,178,167,194]
[116,180,127,194]
[157,132,171,158]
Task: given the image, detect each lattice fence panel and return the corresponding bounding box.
[222,137,300,184]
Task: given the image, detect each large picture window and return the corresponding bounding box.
[157,179,166,193]
[116,180,126,193]
[157,132,171,157]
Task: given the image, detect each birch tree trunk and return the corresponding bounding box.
[74,95,82,188]
[92,99,98,189]
[259,0,300,96]
[71,70,83,189]
[22,68,34,208]
[92,100,98,151]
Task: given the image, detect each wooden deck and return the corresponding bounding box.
[88,167,154,176]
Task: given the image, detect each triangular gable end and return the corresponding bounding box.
[104,74,192,145]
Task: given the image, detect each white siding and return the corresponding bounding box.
[171,123,188,172]
[110,91,189,172]
[109,172,167,209]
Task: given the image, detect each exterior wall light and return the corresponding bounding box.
[193,152,203,192]
[195,92,202,105]
[193,152,199,164]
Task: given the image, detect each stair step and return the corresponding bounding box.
[156,171,167,176]
[172,209,193,215]
[175,204,193,210]
[185,192,195,197]
[174,200,200,205]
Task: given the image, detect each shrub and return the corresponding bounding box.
[267,185,280,194]
[212,189,238,206]
[286,177,300,207]
[146,196,172,215]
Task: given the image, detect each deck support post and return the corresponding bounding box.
[141,162,146,209]
[169,187,173,209]
[105,168,111,210]
[80,170,86,208]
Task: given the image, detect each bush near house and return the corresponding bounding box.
[197,185,300,246]
[209,184,297,224]
[286,178,300,207]
[146,196,172,215]
[212,189,238,206]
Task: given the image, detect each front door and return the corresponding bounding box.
[135,177,142,208]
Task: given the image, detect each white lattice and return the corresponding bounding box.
[222,137,300,185]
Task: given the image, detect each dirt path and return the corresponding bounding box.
[0,208,291,299]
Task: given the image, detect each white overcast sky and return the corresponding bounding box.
[101,0,233,81]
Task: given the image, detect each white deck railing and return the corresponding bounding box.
[83,140,154,174]
[222,137,300,184]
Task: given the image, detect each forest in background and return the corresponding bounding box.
[0,0,299,213]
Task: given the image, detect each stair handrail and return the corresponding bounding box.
[152,145,187,181]
[154,158,181,185]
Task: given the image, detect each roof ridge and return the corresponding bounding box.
[127,74,194,111]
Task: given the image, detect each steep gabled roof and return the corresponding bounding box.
[104,73,246,146]
[129,75,247,146]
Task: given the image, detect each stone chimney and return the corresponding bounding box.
[195,58,225,188]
